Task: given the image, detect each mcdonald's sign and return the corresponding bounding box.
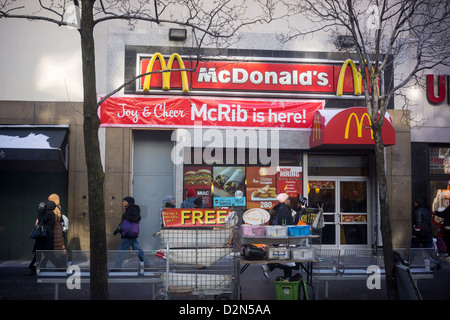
[335,59,379,97]
[336,59,362,96]
[344,112,373,140]
[141,53,189,93]
[311,111,324,144]
[310,107,395,148]
[136,54,380,97]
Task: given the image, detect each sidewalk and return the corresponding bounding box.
[1,258,449,300]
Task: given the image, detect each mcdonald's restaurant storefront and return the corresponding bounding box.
[98,47,411,251]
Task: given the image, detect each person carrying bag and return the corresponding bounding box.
[113,196,150,269]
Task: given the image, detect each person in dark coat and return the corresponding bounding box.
[411,198,433,248]
[113,196,150,268]
[26,201,55,275]
[435,205,450,256]
[272,193,294,226]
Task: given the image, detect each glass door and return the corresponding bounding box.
[308,178,369,247]
[308,180,337,245]
[339,179,368,245]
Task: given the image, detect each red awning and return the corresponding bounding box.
[310,107,396,148]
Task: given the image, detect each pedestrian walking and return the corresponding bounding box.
[48,194,65,251]
[113,196,150,268]
[25,201,55,275]
[411,197,433,248]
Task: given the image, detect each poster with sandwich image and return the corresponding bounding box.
[212,166,246,207]
[183,166,213,207]
[246,166,278,210]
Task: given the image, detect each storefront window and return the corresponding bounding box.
[430,180,450,212]
[183,150,303,208]
[429,147,450,175]
[308,155,368,176]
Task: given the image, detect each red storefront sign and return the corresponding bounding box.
[98,95,324,129]
[137,54,376,95]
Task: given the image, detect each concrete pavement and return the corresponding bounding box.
[1,257,449,300]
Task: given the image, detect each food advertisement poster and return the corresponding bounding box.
[162,208,230,227]
[342,215,367,223]
[212,166,246,207]
[246,167,278,210]
[308,181,335,190]
[183,166,213,207]
[276,166,303,198]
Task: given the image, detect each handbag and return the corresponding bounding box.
[121,219,139,237]
[29,222,47,239]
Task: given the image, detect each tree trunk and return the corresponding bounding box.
[373,123,399,300]
[80,0,108,300]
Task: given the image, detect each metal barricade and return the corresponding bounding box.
[154,227,239,300]
[36,250,67,275]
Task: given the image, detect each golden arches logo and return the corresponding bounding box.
[142,53,189,92]
[336,59,362,96]
[312,113,322,141]
[344,112,373,140]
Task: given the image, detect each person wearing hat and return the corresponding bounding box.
[162,195,175,209]
[160,195,175,227]
[180,188,197,208]
[272,193,293,226]
[113,196,150,269]
[411,197,433,248]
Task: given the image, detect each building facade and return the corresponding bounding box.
[0,2,448,260]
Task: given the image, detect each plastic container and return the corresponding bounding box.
[241,225,266,237]
[265,226,288,238]
[267,247,290,260]
[299,225,311,236]
[290,248,314,261]
[288,226,301,236]
[274,279,300,300]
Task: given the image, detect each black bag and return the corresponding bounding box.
[29,222,47,239]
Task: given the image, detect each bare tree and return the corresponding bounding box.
[0,0,278,299]
[279,0,450,299]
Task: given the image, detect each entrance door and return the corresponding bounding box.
[308,177,370,248]
[132,131,174,250]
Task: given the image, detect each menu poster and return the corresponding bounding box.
[277,166,303,198]
[212,166,246,207]
[183,166,213,207]
[246,167,278,210]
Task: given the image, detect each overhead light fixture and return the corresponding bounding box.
[169,28,187,41]
[336,35,355,50]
